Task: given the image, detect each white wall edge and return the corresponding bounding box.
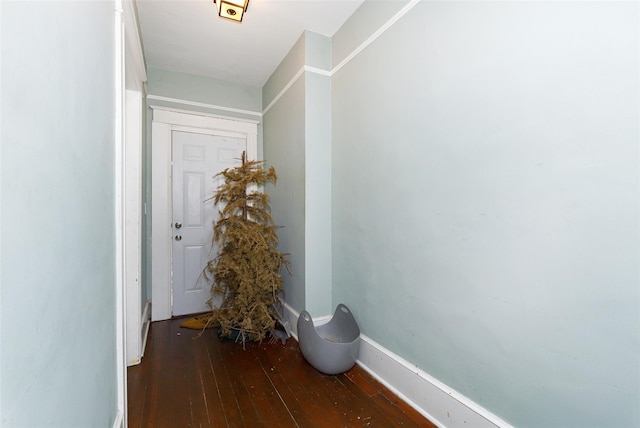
[141,300,151,358]
[357,336,513,428]
[281,299,303,340]
[280,300,512,428]
[280,299,332,340]
[113,1,127,424]
[331,0,421,76]
[262,66,306,116]
[148,103,261,125]
[262,65,332,116]
[112,410,124,428]
[304,65,331,77]
[147,94,262,118]
[123,0,147,83]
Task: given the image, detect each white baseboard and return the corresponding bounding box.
[141,300,151,358]
[357,335,512,428]
[112,410,124,428]
[280,301,512,428]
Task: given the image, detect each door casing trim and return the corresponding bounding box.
[150,107,258,321]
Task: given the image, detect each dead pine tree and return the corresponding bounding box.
[204,151,291,345]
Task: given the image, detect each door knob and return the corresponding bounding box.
[175,222,182,229]
[175,235,182,241]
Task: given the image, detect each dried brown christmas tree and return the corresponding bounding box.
[204,152,291,344]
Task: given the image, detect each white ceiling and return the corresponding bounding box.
[136,0,365,88]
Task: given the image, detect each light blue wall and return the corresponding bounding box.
[262,32,332,316]
[331,1,639,427]
[302,33,332,316]
[263,35,308,312]
[147,67,262,117]
[1,1,119,426]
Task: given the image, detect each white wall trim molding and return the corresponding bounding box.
[113,1,127,425]
[305,65,331,77]
[123,0,146,84]
[124,88,143,368]
[148,94,262,118]
[151,107,258,321]
[140,300,151,358]
[262,66,305,116]
[149,104,261,125]
[280,301,512,428]
[128,300,151,366]
[279,299,332,340]
[262,0,420,117]
[112,410,124,428]
[331,0,421,76]
[357,337,513,428]
[262,65,331,116]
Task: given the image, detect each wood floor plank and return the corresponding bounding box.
[137,319,166,428]
[205,333,247,427]
[252,338,347,427]
[267,339,380,427]
[128,319,436,428]
[179,327,217,428]
[244,342,299,427]
[250,341,311,426]
[217,339,273,427]
[344,366,382,397]
[190,329,230,427]
[158,321,193,427]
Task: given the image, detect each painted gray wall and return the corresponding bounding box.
[331,1,638,427]
[262,32,333,316]
[302,33,332,316]
[263,35,308,313]
[1,1,119,426]
[147,67,262,115]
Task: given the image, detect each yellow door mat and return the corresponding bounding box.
[179,313,219,330]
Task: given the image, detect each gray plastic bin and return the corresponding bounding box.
[297,304,361,375]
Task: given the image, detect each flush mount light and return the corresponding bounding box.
[213,0,249,22]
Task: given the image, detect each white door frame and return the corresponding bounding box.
[117,0,148,425]
[114,3,126,426]
[150,108,258,321]
[123,0,148,368]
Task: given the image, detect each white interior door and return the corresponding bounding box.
[171,130,244,316]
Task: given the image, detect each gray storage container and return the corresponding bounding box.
[297,304,361,375]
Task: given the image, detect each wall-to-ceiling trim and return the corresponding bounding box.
[262,0,419,116]
[147,94,262,118]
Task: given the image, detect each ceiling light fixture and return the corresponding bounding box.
[213,0,249,23]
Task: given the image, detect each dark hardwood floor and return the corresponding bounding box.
[128,318,437,428]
